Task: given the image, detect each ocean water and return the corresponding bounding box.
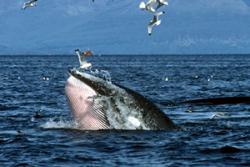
[0,55,250,166]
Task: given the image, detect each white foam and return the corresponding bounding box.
[41,118,78,129]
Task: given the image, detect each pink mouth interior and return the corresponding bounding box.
[65,76,109,130]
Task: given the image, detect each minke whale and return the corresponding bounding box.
[65,69,177,130]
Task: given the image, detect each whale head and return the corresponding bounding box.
[65,69,177,130]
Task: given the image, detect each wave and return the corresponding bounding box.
[0,104,19,111]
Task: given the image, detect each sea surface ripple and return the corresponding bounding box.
[0,55,250,166]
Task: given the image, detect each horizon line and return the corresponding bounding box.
[0,53,250,56]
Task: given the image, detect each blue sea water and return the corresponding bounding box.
[0,55,250,166]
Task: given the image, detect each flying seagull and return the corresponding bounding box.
[139,0,168,13]
[22,0,38,10]
[155,0,168,10]
[148,11,165,36]
[139,0,157,13]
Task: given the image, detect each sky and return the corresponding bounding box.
[0,0,250,55]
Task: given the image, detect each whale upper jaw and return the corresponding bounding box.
[68,69,116,96]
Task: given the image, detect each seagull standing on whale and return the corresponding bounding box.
[75,49,93,69]
[22,0,38,10]
[148,11,165,36]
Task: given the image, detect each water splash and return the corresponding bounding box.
[41,118,79,130]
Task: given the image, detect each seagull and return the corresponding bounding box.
[148,11,165,36]
[155,0,168,10]
[75,49,93,69]
[139,0,157,13]
[22,0,38,10]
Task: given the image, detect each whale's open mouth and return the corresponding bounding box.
[65,70,111,130]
